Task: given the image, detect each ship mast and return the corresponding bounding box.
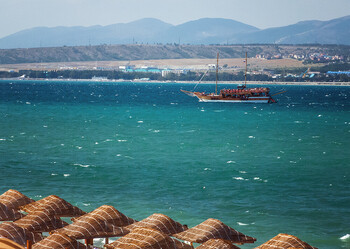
[215,52,219,95]
[244,51,247,88]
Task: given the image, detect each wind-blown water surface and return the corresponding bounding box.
[0,80,349,248]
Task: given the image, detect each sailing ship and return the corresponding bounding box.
[181,52,281,103]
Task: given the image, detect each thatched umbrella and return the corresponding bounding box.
[173,218,256,244]
[32,233,88,249]
[0,222,43,247]
[196,239,241,249]
[0,202,25,221]
[14,210,68,233]
[0,189,34,210]
[54,215,129,240]
[71,205,136,227]
[105,227,193,249]
[254,233,318,249]
[125,213,187,235]
[20,195,85,217]
[55,205,136,246]
[0,237,25,249]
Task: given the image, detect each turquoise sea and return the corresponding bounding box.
[0,80,349,248]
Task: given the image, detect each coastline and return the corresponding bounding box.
[1,78,349,86]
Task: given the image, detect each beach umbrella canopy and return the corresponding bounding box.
[105,227,193,249]
[196,239,241,249]
[14,210,68,233]
[0,202,25,221]
[173,218,256,244]
[125,213,187,235]
[0,222,43,247]
[254,233,318,249]
[71,205,136,227]
[32,233,88,249]
[0,189,34,210]
[0,237,25,249]
[20,195,85,217]
[55,205,136,239]
[54,214,129,240]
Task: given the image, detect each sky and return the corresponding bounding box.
[0,0,350,38]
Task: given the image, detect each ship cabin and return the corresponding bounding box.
[220,87,270,98]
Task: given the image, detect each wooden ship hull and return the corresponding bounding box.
[181,89,276,103]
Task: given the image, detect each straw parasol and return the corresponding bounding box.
[0,237,25,249]
[0,222,43,247]
[54,214,129,240]
[105,227,193,249]
[196,239,241,249]
[0,189,34,210]
[254,233,318,249]
[20,195,85,217]
[14,210,68,233]
[125,213,188,235]
[0,202,25,221]
[32,233,88,249]
[173,218,256,244]
[54,205,136,240]
[71,205,136,227]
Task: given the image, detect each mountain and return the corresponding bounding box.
[0,18,173,49]
[237,15,350,44]
[0,16,350,49]
[154,18,259,44]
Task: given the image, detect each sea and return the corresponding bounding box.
[0,80,349,249]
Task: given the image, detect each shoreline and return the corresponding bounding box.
[0,78,349,86]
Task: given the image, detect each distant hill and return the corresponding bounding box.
[154,18,259,44]
[1,15,349,49]
[1,44,350,65]
[236,15,350,44]
[0,18,173,49]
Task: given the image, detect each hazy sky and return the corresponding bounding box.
[1,0,349,38]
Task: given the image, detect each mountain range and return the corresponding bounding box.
[0,15,350,49]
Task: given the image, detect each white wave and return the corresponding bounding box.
[239,171,247,174]
[76,146,82,150]
[118,139,127,142]
[0,138,7,141]
[74,163,90,168]
[248,136,255,139]
[340,234,350,240]
[26,102,31,105]
[227,161,236,164]
[237,222,248,226]
[204,168,211,171]
[137,121,144,123]
[51,173,57,176]
[153,130,160,133]
[233,177,246,181]
[63,174,70,177]
[82,203,91,206]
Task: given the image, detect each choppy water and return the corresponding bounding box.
[0,80,349,248]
